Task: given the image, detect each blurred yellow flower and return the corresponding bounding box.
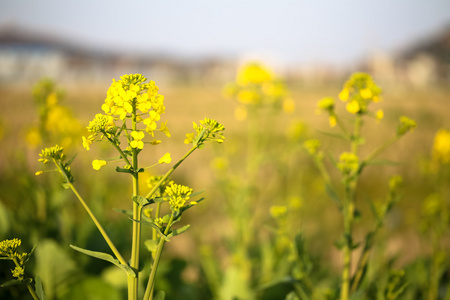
[329,115,337,127]
[346,100,360,114]
[376,109,384,121]
[283,98,295,114]
[237,63,273,85]
[432,129,450,164]
[338,88,349,101]
[270,206,287,218]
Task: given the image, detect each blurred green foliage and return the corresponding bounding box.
[0,69,449,299]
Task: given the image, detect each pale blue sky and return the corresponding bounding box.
[1,0,449,67]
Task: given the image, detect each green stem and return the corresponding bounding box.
[58,172,127,266]
[143,214,175,300]
[129,109,140,300]
[11,258,39,300]
[144,146,197,200]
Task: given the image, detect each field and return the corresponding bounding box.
[0,67,449,300]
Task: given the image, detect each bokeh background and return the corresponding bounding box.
[1,1,450,299]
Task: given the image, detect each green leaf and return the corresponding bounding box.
[132,195,151,206]
[144,240,159,252]
[113,208,133,217]
[70,245,136,277]
[154,290,166,300]
[0,278,30,287]
[134,219,171,242]
[325,184,341,210]
[66,153,77,166]
[167,224,191,238]
[35,275,47,300]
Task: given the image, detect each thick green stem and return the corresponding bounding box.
[129,109,140,300]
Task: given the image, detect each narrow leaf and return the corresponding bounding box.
[113,208,133,217]
[0,278,30,287]
[70,245,136,277]
[167,224,191,238]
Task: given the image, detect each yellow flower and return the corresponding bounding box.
[317,97,335,112]
[92,159,107,170]
[376,109,384,121]
[46,92,58,106]
[432,129,450,164]
[82,135,95,150]
[397,116,416,136]
[338,152,359,175]
[158,152,171,164]
[184,133,195,144]
[160,121,171,138]
[165,183,193,212]
[270,206,287,218]
[360,88,372,99]
[346,100,360,114]
[329,115,337,127]
[338,88,349,101]
[237,90,258,104]
[283,98,295,114]
[236,63,273,85]
[130,131,145,149]
[35,171,43,176]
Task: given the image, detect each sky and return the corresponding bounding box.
[1,0,450,68]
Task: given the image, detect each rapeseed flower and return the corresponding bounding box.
[0,238,21,257]
[338,152,359,175]
[339,73,382,115]
[130,131,145,149]
[225,62,292,119]
[158,153,171,164]
[397,116,417,136]
[432,129,450,164]
[92,159,107,170]
[187,118,225,147]
[165,183,193,212]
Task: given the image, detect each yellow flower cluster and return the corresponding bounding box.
[224,63,294,120]
[184,118,225,147]
[165,183,194,212]
[102,74,167,136]
[26,79,83,149]
[338,73,382,115]
[0,238,21,257]
[82,74,171,152]
[337,152,360,175]
[397,116,417,136]
[432,129,450,165]
[39,145,65,161]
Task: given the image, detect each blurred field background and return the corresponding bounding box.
[1,1,450,299]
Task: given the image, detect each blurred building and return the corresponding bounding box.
[0,24,235,85]
[365,24,450,86]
